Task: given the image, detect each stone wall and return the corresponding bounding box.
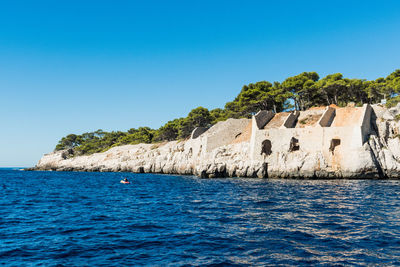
[203,118,250,152]
[250,105,372,171]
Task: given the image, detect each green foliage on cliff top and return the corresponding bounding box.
[55,69,400,155]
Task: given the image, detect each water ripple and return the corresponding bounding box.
[1,169,400,265]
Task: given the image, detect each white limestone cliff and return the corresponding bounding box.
[34,104,400,178]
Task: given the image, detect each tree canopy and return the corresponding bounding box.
[55,69,400,155]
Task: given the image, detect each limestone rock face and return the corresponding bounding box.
[35,104,400,178]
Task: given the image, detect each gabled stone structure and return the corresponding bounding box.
[250,104,373,176]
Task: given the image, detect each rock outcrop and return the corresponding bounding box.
[34,104,400,178]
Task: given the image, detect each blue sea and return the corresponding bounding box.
[1,168,400,266]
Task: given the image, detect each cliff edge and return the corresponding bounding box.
[35,104,400,178]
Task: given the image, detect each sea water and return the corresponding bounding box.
[1,168,400,266]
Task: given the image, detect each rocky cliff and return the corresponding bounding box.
[35,104,400,178]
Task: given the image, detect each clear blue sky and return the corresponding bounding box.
[1,0,400,167]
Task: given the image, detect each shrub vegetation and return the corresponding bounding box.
[55,70,400,155]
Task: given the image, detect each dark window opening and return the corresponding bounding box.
[289,137,300,152]
[261,139,272,156]
[329,139,341,154]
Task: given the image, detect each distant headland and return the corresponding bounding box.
[32,70,400,178]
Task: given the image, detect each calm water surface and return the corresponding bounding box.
[1,169,400,266]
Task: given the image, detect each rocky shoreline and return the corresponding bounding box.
[32,104,400,179]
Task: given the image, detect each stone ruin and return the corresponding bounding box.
[186,104,376,177]
[249,104,372,163]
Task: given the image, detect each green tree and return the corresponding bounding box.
[178,107,211,139]
[237,81,274,114]
[118,127,155,145]
[210,108,228,124]
[55,134,80,150]
[345,78,368,105]
[385,69,400,97]
[281,72,320,110]
[366,78,385,103]
[154,118,184,141]
[226,81,290,117]
[224,101,242,118]
[317,73,348,106]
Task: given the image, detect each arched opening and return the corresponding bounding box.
[261,139,272,156]
[289,137,300,152]
[329,139,341,155]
